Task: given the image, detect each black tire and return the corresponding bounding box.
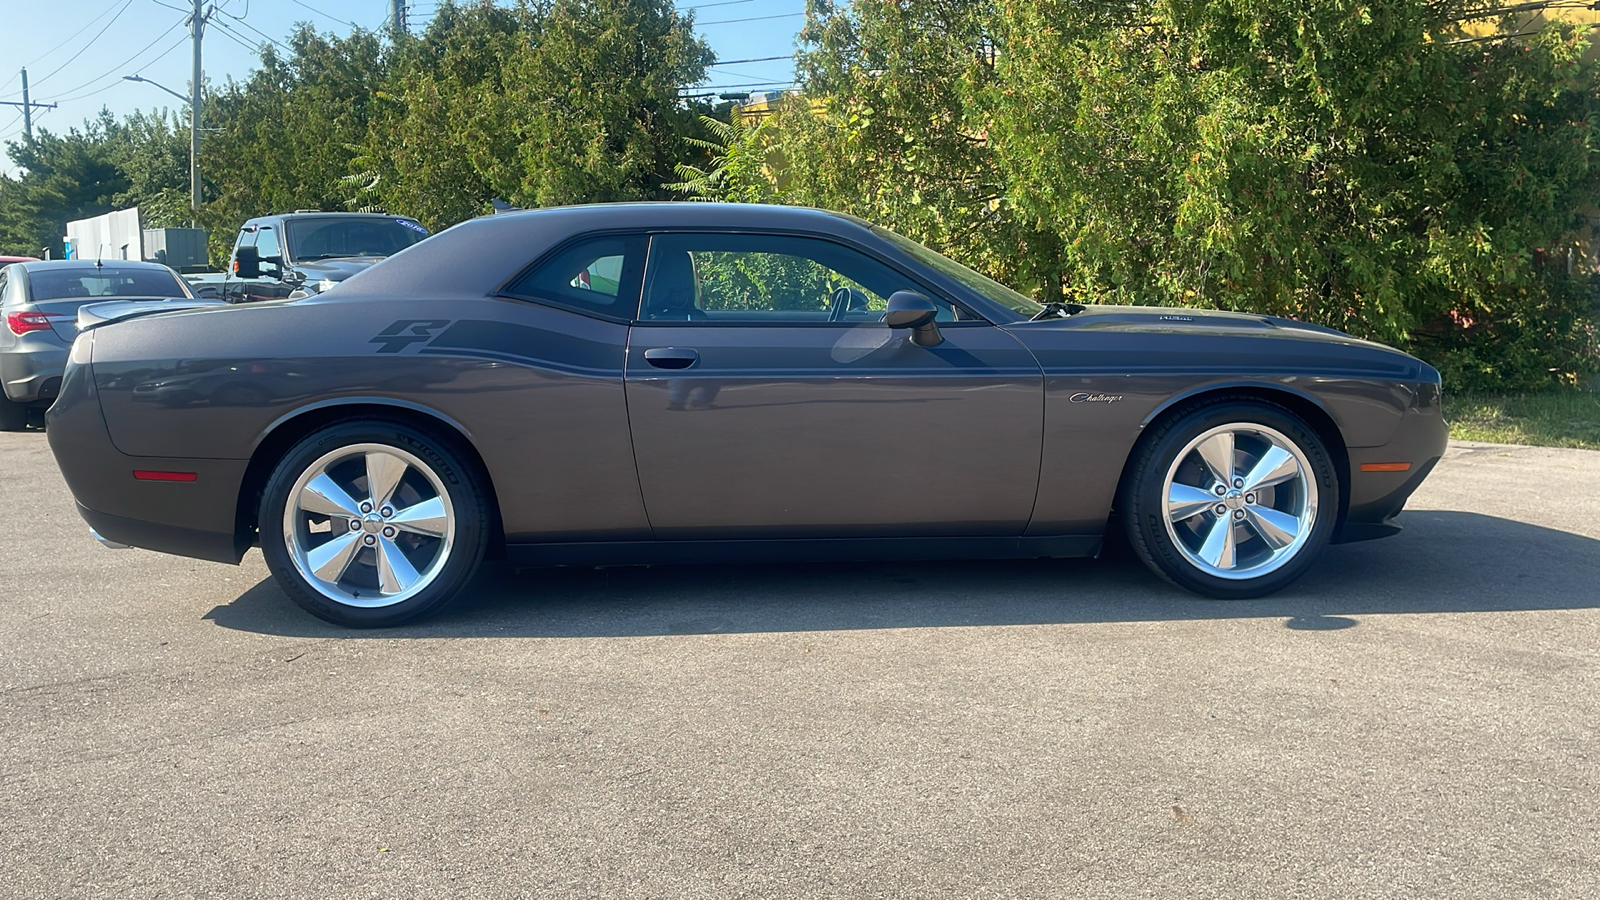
[259,419,489,627]
[0,396,27,432]
[1121,398,1339,599]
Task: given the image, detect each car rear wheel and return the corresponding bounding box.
[0,396,27,432]
[1122,399,1338,598]
[259,420,489,627]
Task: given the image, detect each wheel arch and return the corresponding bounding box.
[234,398,506,559]
[1115,383,1351,531]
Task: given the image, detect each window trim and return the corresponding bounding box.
[493,230,649,324]
[632,227,990,328]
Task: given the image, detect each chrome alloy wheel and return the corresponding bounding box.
[1161,423,1318,580]
[282,443,457,608]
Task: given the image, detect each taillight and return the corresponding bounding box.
[6,311,60,335]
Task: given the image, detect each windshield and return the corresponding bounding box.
[871,226,1043,317]
[26,266,191,301]
[284,217,430,262]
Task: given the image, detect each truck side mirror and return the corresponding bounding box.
[234,245,261,279]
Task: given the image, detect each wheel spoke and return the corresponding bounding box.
[1167,483,1218,524]
[390,496,448,538]
[306,532,362,584]
[366,451,409,510]
[1198,515,1237,570]
[376,536,422,594]
[298,473,362,519]
[1242,445,1299,492]
[1245,505,1301,551]
[1194,432,1235,487]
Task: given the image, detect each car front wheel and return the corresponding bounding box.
[1122,399,1338,598]
[259,420,489,627]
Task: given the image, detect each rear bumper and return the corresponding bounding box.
[0,342,67,404]
[48,351,249,565]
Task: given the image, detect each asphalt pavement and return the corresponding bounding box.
[1,429,1597,899]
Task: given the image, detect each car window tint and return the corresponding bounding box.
[640,233,962,323]
[26,268,186,300]
[503,234,646,318]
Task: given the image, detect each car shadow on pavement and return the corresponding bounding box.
[204,510,1600,638]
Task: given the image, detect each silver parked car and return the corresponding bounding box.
[1,259,197,430]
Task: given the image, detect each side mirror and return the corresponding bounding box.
[885,291,943,347]
[233,245,261,279]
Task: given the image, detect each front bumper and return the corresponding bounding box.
[1333,383,1449,543]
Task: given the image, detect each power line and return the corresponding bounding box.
[210,19,268,55]
[30,0,138,88]
[217,10,292,52]
[290,0,360,29]
[680,80,797,92]
[698,12,804,25]
[684,0,759,8]
[0,0,126,97]
[717,55,792,65]
[43,18,190,104]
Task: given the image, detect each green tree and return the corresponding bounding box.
[0,112,131,257]
[358,0,714,227]
[719,0,1600,390]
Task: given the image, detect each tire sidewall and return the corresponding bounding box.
[1129,400,1339,599]
[259,420,487,627]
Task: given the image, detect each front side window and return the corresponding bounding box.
[254,226,284,277]
[501,234,646,319]
[640,233,965,323]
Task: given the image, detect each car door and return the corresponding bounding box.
[624,231,1044,540]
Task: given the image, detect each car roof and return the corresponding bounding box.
[14,259,177,273]
[249,212,417,223]
[335,202,883,301]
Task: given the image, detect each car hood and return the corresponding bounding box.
[1004,304,1437,381]
[289,256,387,284]
[1013,304,1393,345]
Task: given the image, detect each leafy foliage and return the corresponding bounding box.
[711,0,1600,390]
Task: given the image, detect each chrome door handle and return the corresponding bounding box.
[643,348,699,370]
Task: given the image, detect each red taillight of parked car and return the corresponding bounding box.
[6,311,60,335]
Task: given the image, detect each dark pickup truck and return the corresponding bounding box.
[190,211,431,303]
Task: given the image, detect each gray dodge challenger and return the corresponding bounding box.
[47,203,1447,627]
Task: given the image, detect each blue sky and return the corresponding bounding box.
[0,0,805,176]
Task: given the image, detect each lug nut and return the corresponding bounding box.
[1214,504,1227,515]
[381,506,393,518]
[382,526,396,538]
[1214,485,1227,496]
[363,535,375,545]
[360,502,373,514]
[1233,478,1244,489]
[349,519,361,532]
[1233,509,1246,521]
[1245,492,1256,504]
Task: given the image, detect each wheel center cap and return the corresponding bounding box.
[361,514,384,534]
[1224,490,1245,510]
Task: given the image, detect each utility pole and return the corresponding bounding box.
[389,0,408,34]
[189,1,207,216]
[0,69,58,141]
